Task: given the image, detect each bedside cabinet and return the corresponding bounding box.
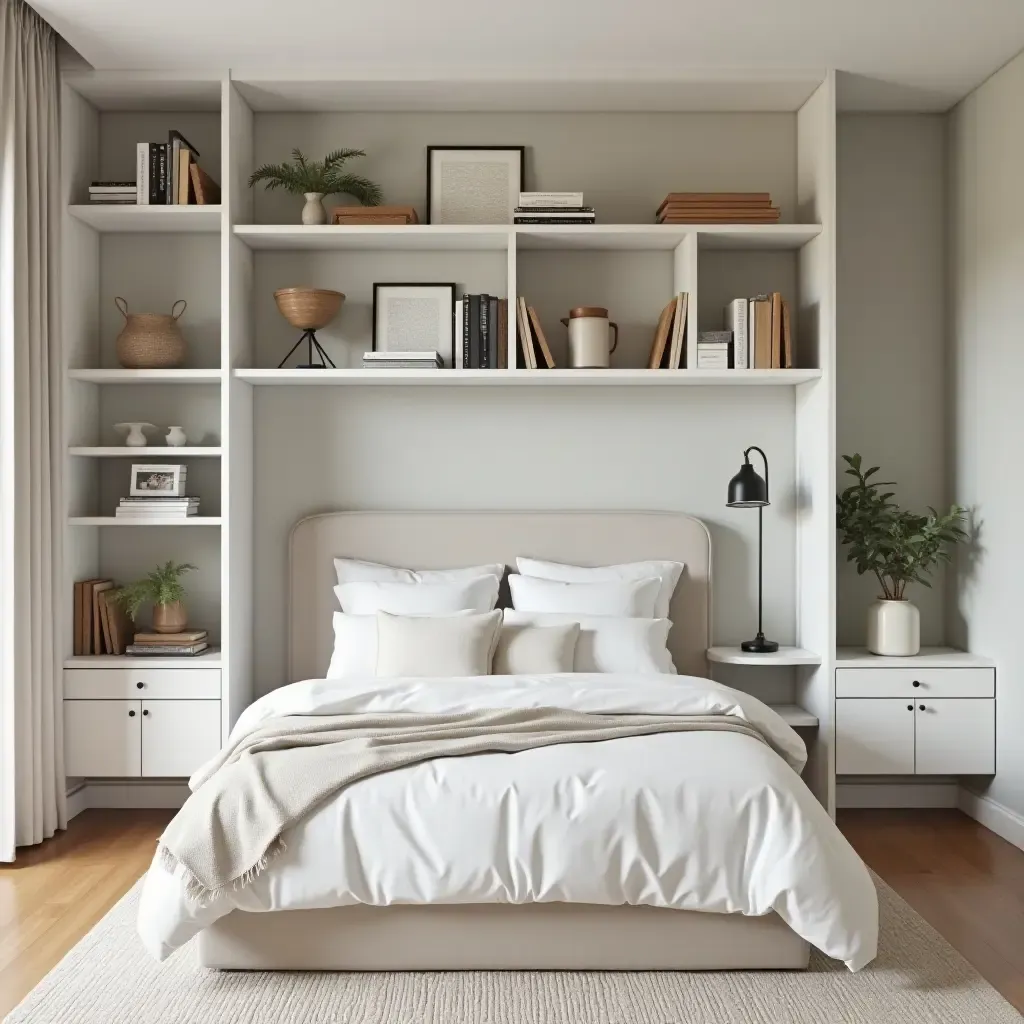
[63,654,222,779]
[835,648,995,776]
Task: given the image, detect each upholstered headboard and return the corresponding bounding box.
[288,510,712,681]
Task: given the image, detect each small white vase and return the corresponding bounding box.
[165,425,187,447]
[301,192,327,225]
[113,422,156,447]
[867,599,920,657]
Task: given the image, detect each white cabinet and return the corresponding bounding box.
[141,700,222,777]
[915,699,995,775]
[836,699,915,775]
[64,700,142,777]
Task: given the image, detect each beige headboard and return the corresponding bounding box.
[289,511,712,681]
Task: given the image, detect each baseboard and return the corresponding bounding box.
[836,782,959,808]
[64,781,189,814]
[958,788,1024,852]
[66,782,88,821]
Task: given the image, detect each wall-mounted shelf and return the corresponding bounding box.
[234,368,822,387]
[68,516,223,527]
[63,649,222,669]
[68,369,222,384]
[707,646,822,666]
[68,204,222,233]
[68,447,222,457]
[769,704,819,728]
[234,224,510,251]
[835,647,994,669]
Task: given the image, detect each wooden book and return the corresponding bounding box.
[103,590,134,656]
[80,578,101,656]
[782,299,793,368]
[331,205,418,224]
[647,299,675,369]
[177,149,191,204]
[516,297,537,369]
[770,292,783,368]
[527,307,555,369]
[91,580,114,654]
[751,297,773,369]
[189,162,220,205]
[657,193,771,215]
[668,293,688,369]
[133,629,208,643]
[98,589,114,655]
[659,209,781,223]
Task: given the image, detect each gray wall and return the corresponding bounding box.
[836,114,949,647]
[949,52,1024,821]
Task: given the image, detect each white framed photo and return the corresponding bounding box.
[426,146,525,224]
[372,283,456,366]
[129,464,187,497]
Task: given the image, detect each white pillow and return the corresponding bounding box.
[334,557,505,587]
[375,610,502,678]
[493,621,580,675]
[503,610,675,674]
[334,575,500,615]
[508,574,660,618]
[515,556,684,619]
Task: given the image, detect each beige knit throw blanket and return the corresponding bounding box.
[157,706,767,905]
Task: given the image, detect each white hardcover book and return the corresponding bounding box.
[725,298,749,369]
[454,300,464,369]
[747,298,756,368]
[696,352,730,369]
[518,192,584,208]
[136,144,149,205]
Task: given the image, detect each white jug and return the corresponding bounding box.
[560,307,619,368]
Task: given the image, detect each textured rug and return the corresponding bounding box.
[5,877,1021,1024]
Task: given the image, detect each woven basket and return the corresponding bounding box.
[114,297,187,369]
[274,288,344,331]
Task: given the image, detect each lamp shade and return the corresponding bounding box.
[727,461,769,507]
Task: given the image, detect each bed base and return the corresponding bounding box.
[197,903,810,971]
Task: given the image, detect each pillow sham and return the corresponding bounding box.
[502,610,675,674]
[508,574,660,618]
[334,575,500,616]
[515,556,684,620]
[375,610,502,678]
[492,621,580,675]
[334,557,505,587]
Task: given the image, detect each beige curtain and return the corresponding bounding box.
[0,0,63,861]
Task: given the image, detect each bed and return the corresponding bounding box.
[137,510,877,972]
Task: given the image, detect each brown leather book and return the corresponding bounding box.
[516,297,537,369]
[189,162,220,205]
[771,292,783,368]
[528,307,555,369]
[73,581,84,656]
[657,193,771,215]
[659,209,781,222]
[752,297,773,369]
[91,581,114,654]
[331,205,418,224]
[497,299,508,369]
[103,590,134,656]
[647,299,676,369]
[80,578,105,656]
[133,630,208,644]
[98,590,114,655]
[782,299,794,368]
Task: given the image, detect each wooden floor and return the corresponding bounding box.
[0,808,1022,1017]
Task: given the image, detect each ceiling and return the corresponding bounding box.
[31,0,1024,112]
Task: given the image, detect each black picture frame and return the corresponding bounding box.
[372,282,458,367]
[426,146,526,224]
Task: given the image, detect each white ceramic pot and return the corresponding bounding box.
[867,599,920,656]
[114,422,156,447]
[301,192,327,225]
[559,307,619,368]
[165,426,187,447]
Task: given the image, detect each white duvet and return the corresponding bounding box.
[138,673,878,970]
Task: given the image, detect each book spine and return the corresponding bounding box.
[479,294,490,369]
[462,295,471,369]
[468,295,480,369]
[137,145,148,205]
[488,297,499,370]
[163,144,171,204]
[513,206,594,214]
[148,143,160,204]
[453,300,464,369]
[519,193,583,207]
[513,217,595,225]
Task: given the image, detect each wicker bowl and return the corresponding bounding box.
[274,288,345,330]
[114,297,187,369]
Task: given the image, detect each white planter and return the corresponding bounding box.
[301,192,327,225]
[867,599,920,657]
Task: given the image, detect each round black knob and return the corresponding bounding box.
[136,681,144,689]
[128,710,136,717]
[907,704,913,711]
[919,705,926,711]
[912,680,921,688]
[142,709,150,717]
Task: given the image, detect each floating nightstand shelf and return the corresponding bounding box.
[707,647,822,667]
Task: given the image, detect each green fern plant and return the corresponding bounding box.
[114,561,198,622]
[248,148,383,204]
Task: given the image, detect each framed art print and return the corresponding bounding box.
[426,146,525,224]
[129,464,187,497]
[372,283,457,366]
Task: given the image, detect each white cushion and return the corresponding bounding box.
[492,621,580,675]
[334,575,500,616]
[326,612,378,678]
[515,556,684,619]
[503,611,675,674]
[375,610,502,678]
[334,557,505,587]
[508,574,660,618]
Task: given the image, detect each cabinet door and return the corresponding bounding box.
[915,699,995,775]
[835,699,915,775]
[141,700,221,778]
[64,700,141,778]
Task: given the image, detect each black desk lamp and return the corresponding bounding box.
[727,446,779,654]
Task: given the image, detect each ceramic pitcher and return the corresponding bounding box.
[560,307,619,368]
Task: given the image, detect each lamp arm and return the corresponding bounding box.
[743,445,769,500]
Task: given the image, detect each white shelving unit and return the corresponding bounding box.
[59,68,837,811]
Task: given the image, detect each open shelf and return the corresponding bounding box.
[68,204,222,233]
[68,446,222,457]
[768,704,819,728]
[68,516,222,527]
[234,368,822,386]
[63,648,222,669]
[68,369,221,384]
[235,224,510,251]
[707,646,822,666]
[694,224,822,250]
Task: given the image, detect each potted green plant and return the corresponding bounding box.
[248,148,384,225]
[115,560,198,634]
[836,454,967,656]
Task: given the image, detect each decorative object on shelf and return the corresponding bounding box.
[426,146,525,224]
[561,307,619,369]
[113,421,156,447]
[372,282,456,367]
[330,205,418,225]
[837,453,967,657]
[114,296,187,368]
[126,628,208,657]
[89,180,136,205]
[114,560,197,634]
[456,295,509,369]
[165,426,187,447]
[273,287,345,369]
[248,148,383,225]
[726,446,779,654]
[647,293,689,369]
[73,578,133,656]
[129,463,187,497]
[362,351,443,370]
[697,330,733,369]
[656,192,781,224]
[515,191,594,225]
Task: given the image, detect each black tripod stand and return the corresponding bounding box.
[278,329,336,369]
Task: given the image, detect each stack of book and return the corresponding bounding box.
[362,351,442,370]
[513,297,555,369]
[331,205,418,225]
[514,192,594,225]
[73,579,133,656]
[135,130,220,206]
[126,629,209,658]
[656,192,780,224]
[646,293,690,369]
[89,181,137,204]
[724,293,793,369]
[453,295,509,368]
[116,496,199,519]
[696,331,733,368]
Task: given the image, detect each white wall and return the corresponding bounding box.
[836,114,948,646]
[949,52,1024,822]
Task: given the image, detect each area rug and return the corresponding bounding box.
[5,877,1021,1024]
